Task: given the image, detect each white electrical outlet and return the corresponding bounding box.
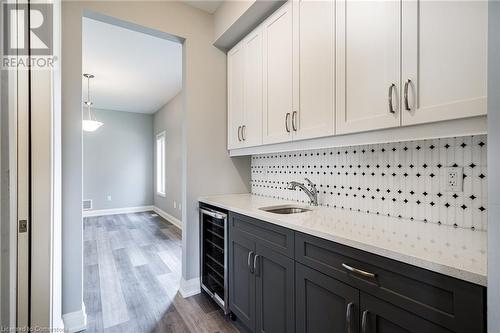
[178,203,182,210]
[173,201,177,209]
[107,195,112,201]
[446,167,463,192]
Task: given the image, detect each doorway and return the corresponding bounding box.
[80,14,237,333]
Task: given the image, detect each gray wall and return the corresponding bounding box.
[488,1,500,331]
[83,109,153,211]
[62,1,250,316]
[154,93,182,221]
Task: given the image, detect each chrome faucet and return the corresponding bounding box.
[287,178,318,206]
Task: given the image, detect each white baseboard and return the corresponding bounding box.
[82,205,154,217]
[153,206,182,230]
[179,277,200,298]
[62,304,87,333]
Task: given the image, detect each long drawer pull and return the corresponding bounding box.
[342,263,376,279]
[248,251,254,273]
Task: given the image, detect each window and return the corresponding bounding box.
[156,131,166,196]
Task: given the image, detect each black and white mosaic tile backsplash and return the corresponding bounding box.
[251,135,487,231]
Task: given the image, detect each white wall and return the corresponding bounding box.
[212,0,284,50]
[154,93,183,221]
[214,0,254,41]
[488,1,500,331]
[62,1,250,316]
[83,109,154,211]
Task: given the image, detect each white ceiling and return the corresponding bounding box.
[183,0,223,14]
[82,17,182,114]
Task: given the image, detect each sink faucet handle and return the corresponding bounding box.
[304,177,315,189]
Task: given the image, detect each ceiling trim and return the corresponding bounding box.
[84,10,186,43]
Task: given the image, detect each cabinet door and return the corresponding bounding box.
[242,26,263,148]
[229,229,256,331]
[336,0,400,134]
[401,0,487,125]
[227,42,245,149]
[294,0,335,140]
[360,293,453,333]
[255,243,295,333]
[262,1,295,144]
[296,263,359,333]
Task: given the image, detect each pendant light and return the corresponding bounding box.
[82,73,103,132]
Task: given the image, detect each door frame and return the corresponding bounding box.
[5,0,63,329]
[7,23,19,330]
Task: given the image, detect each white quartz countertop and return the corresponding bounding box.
[199,194,487,286]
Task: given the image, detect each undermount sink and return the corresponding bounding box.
[260,205,312,215]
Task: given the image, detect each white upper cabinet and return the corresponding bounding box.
[242,27,263,147]
[401,0,488,125]
[227,0,488,152]
[294,0,335,140]
[227,42,245,149]
[336,0,401,134]
[227,27,263,149]
[262,1,295,145]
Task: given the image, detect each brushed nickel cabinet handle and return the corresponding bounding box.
[248,251,254,273]
[285,113,291,133]
[253,254,260,276]
[404,79,412,111]
[361,310,369,333]
[346,302,354,333]
[342,263,376,279]
[388,83,396,114]
[241,125,246,141]
[237,126,242,142]
[292,111,298,131]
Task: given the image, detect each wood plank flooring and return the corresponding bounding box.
[83,212,239,333]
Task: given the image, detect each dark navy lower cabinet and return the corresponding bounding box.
[255,243,295,333]
[226,211,486,333]
[228,212,295,333]
[228,228,256,331]
[296,263,359,333]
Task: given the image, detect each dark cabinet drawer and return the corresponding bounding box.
[295,232,485,333]
[229,212,294,258]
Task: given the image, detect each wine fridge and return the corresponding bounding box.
[199,204,228,314]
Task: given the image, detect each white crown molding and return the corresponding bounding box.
[82,205,154,217]
[153,206,182,230]
[62,303,87,333]
[179,277,200,298]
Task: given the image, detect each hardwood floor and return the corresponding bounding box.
[83,212,239,333]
